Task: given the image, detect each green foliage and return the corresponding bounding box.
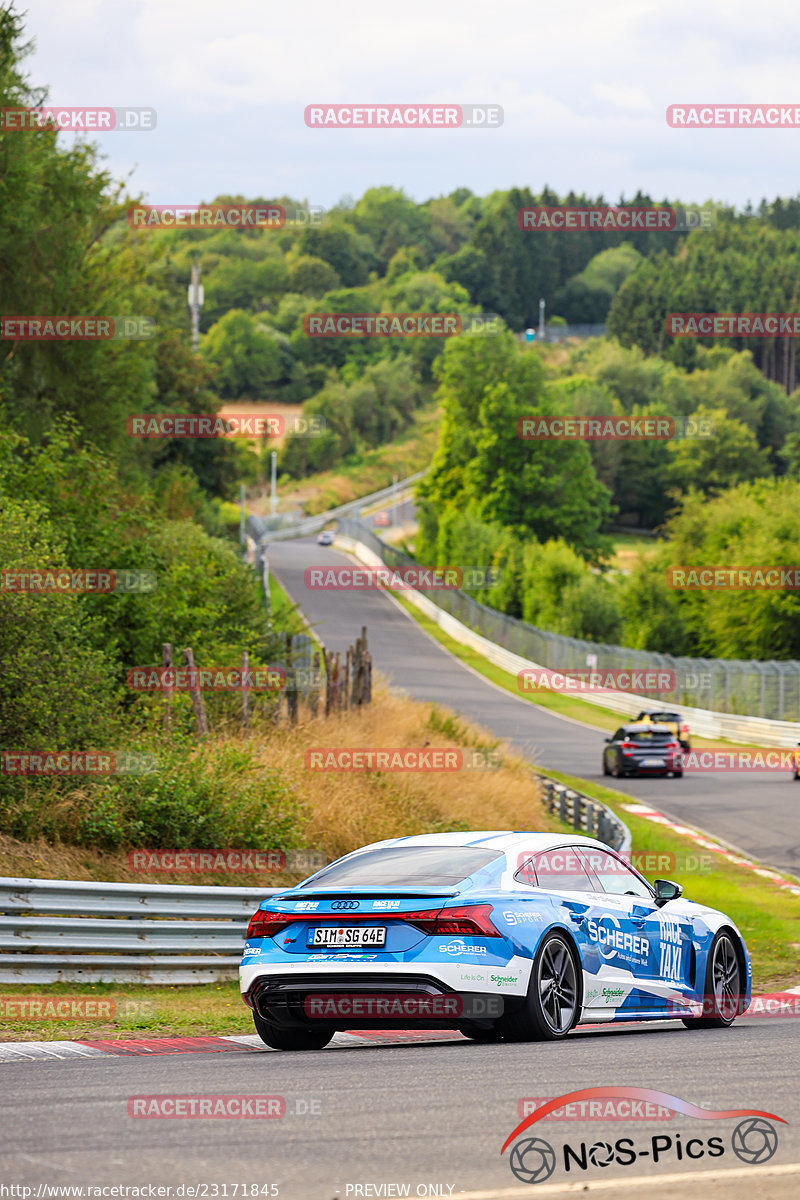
[624,479,800,659]
[608,219,800,396]
[0,740,304,851]
[418,331,614,561]
[280,357,426,477]
[200,310,300,401]
[0,494,121,748]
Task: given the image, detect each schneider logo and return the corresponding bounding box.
[490,974,518,985]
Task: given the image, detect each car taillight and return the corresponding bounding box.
[666,741,680,751]
[621,741,635,755]
[245,904,502,940]
[404,904,501,937]
[247,908,293,939]
[681,724,689,733]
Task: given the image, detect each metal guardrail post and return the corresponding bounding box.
[570,792,582,831]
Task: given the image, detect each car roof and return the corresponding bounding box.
[352,831,616,853]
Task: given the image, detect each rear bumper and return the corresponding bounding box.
[242,971,525,1031]
[241,952,533,1030]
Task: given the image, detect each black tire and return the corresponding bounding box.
[611,757,621,778]
[602,757,610,776]
[673,770,683,778]
[459,1022,504,1042]
[682,930,743,1029]
[498,932,580,1042]
[252,1012,333,1051]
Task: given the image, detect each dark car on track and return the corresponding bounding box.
[603,723,683,778]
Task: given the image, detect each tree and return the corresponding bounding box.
[667,406,771,495]
[200,310,287,399]
[419,331,613,560]
[288,255,341,295]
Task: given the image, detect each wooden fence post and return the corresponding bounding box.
[182,646,209,737]
[309,651,320,716]
[286,632,298,725]
[241,649,250,732]
[162,643,173,734]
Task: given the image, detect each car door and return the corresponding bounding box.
[577,847,694,1010]
[515,845,598,952]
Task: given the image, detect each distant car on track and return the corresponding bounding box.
[634,709,691,750]
[240,831,749,1050]
[603,723,683,778]
[373,511,390,527]
[316,530,334,546]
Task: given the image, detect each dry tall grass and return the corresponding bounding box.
[243,684,555,860]
[0,684,556,882]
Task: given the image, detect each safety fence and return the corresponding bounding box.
[337,518,800,728]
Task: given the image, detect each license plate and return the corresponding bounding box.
[642,757,666,767]
[308,926,386,948]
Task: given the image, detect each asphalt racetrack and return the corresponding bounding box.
[1,1022,799,1197]
[268,538,800,880]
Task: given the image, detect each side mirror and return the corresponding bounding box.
[654,878,683,907]
[604,737,611,743]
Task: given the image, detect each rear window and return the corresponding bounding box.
[299,846,503,887]
[625,730,673,742]
[651,713,680,723]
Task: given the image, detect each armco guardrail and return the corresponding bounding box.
[0,789,629,986]
[541,779,630,854]
[0,878,281,984]
[248,469,427,547]
[336,521,800,747]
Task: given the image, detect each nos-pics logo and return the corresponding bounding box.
[501,1087,784,1184]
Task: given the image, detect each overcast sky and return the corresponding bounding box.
[19,0,800,210]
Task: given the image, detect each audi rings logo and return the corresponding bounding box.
[331,900,360,910]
